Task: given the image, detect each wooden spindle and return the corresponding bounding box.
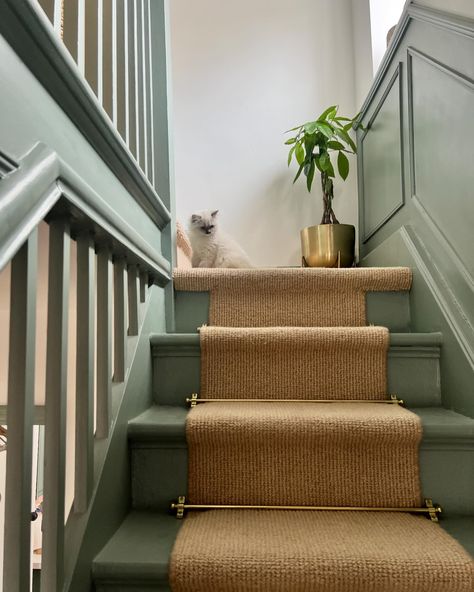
[133,0,141,165]
[74,233,95,512]
[113,257,126,382]
[145,0,155,186]
[96,247,112,439]
[3,230,38,592]
[127,0,137,156]
[84,0,99,96]
[77,0,86,74]
[139,271,148,303]
[41,220,71,592]
[127,264,138,336]
[139,0,148,177]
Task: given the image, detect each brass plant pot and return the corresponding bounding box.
[300,224,355,268]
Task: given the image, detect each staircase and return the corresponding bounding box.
[92,267,474,592]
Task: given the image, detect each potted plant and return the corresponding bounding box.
[285,105,359,267]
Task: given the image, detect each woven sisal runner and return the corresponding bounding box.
[200,326,389,400]
[173,267,412,327]
[186,402,422,506]
[170,510,474,592]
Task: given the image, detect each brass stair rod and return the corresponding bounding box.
[171,497,441,522]
[186,394,404,406]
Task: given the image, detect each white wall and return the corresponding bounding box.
[170,0,361,266]
[351,0,374,109]
[369,0,406,74]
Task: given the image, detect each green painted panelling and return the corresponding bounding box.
[151,333,442,407]
[174,291,411,333]
[128,405,474,515]
[360,66,405,242]
[357,7,474,417]
[362,229,474,418]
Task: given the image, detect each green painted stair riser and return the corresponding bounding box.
[174,291,411,333]
[150,333,442,408]
[128,406,474,516]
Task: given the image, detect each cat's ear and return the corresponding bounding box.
[191,214,202,224]
[211,210,219,218]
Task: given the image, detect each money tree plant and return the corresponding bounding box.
[285,105,359,224]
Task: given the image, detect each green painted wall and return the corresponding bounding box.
[357,4,474,417]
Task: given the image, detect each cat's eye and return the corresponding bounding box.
[209,225,214,229]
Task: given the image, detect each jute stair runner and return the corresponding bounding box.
[200,326,389,400]
[186,402,422,507]
[170,278,473,590]
[173,267,412,327]
[170,511,473,592]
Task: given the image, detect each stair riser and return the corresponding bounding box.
[174,291,411,333]
[152,346,442,407]
[130,442,474,515]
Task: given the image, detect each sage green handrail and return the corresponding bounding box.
[0,142,170,285]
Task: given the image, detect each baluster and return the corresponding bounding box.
[97,0,104,105]
[41,220,71,592]
[113,258,126,382]
[134,0,141,165]
[127,264,139,335]
[145,0,155,186]
[148,0,172,207]
[3,230,38,592]
[115,0,127,139]
[139,0,148,177]
[77,0,86,75]
[74,233,95,512]
[96,248,112,439]
[127,0,137,156]
[102,0,114,118]
[53,0,63,37]
[139,271,148,303]
[112,0,118,127]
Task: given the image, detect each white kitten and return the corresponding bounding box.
[188,210,252,268]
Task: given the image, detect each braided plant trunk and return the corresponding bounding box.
[320,172,339,225]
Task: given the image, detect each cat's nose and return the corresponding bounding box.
[205,229,211,234]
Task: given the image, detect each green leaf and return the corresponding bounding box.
[343,122,354,132]
[337,151,349,180]
[306,158,316,192]
[326,160,335,178]
[287,144,296,166]
[334,116,352,122]
[293,163,304,184]
[314,122,334,138]
[303,121,319,134]
[318,105,338,121]
[335,128,357,153]
[285,137,297,145]
[327,140,345,151]
[285,124,304,133]
[318,151,330,171]
[295,142,305,165]
[314,154,323,173]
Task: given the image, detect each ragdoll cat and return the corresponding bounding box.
[188,210,252,268]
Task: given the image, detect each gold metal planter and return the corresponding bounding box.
[301,224,355,268]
